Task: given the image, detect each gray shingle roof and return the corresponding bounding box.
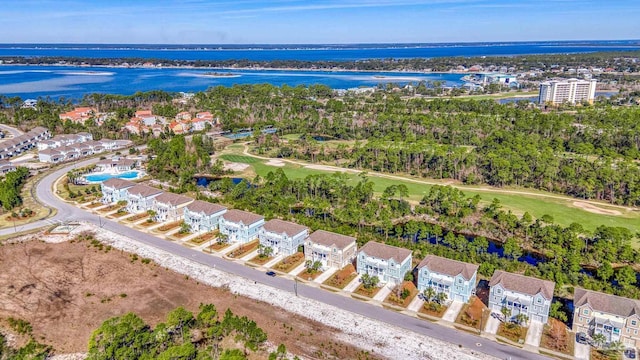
[489,270,555,300]
[308,230,356,250]
[417,255,479,281]
[126,184,163,198]
[154,192,193,206]
[222,209,264,226]
[263,219,308,237]
[574,288,640,318]
[102,178,136,190]
[359,241,412,263]
[185,200,227,216]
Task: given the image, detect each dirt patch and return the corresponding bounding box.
[0,239,373,359]
[456,296,487,330]
[540,318,574,356]
[265,159,285,167]
[572,201,622,216]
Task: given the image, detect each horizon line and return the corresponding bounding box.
[0,39,639,47]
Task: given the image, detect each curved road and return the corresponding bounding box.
[2,160,551,360]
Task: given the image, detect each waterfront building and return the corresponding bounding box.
[538,78,597,105]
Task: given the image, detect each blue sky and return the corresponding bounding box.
[1,0,638,44]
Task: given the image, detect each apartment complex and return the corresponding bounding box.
[538,78,597,105]
[573,288,640,348]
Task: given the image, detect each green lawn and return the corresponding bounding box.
[221,148,640,236]
[219,154,261,164]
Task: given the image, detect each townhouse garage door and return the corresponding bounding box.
[530,314,543,323]
[454,294,465,302]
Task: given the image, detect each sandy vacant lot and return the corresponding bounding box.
[0,238,373,359]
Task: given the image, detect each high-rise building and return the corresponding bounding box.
[538,78,597,105]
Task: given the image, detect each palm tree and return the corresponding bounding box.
[423,287,436,302]
[435,292,448,305]
[591,333,607,349]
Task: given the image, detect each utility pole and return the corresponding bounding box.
[294,277,298,297]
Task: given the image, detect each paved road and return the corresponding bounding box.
[1,160,552,360]
[0,123,24,138]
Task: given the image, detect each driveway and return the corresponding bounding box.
[484,315,500,335]
[442,300,464,323]
[574,341,590,360]
[373,284,393,302]
[407,295,424,312]
[525,320,544,347]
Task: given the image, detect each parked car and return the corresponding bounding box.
[265,270,276,277]
[624,348,636,359]
[576,332,588,345]
[491,312,505,322]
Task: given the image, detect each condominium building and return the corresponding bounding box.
[538,78,597,105]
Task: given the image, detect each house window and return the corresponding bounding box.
[536,298,543,304]
[583,309,589,315]
[632,320,638,327]
[495,288,502,295]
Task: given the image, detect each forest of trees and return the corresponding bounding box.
[87,304,281,360]
[187,84,640,205]
[0,167,29,210]
[146,135,226,187]
[205,170,639,300]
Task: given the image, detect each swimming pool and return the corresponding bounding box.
[84,171,142,183]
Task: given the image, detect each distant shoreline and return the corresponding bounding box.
[0,62,478,76]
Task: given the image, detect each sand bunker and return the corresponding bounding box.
[223,162,250,172]
[265,159,285,167]
[573,201,622,216]
[305,164,350,172]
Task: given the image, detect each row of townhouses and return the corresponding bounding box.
[38,137,132,163]
[0,160,16,176]
[100,178,640,346]
[0,127,51,160]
